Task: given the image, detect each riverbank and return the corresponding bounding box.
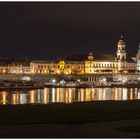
[0,100,140,125]
[0,85,44,90]
[0,119,140,138]
[0,84,139,91]
[0,100,140,137]
[45,84,140,88]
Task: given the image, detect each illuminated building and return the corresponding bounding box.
[9,60,30,74]
[30,60,84,75]
[0,59,31,74]
[0,36,137,75]
[0,60,10,74]
[0,66,9,74]
[85,35,136,74]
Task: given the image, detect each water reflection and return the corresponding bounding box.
[0,87,139,105]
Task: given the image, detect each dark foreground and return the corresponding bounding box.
[1,100,140,138]
[0,119,140,138]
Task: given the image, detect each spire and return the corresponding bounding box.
[118,35,125,45]
[121,35,123,40]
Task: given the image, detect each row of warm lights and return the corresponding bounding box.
[0,88,140,104]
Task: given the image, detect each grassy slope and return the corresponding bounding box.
[0,100,140,125]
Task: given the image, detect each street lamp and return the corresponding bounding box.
[77,79,81,82]
[52,79,56,85]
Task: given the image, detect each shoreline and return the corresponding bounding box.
[45,84,140,88]
[0,86,44,91]
[0,84,139,91]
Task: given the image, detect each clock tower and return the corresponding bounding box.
[116,35,127,61]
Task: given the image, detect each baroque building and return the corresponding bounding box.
[9,60,31,74]
[84,35,136,74]
[30,60,84,75]
[0,36,137,75]
[30,36,136,75]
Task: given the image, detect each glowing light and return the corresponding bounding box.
[80,89,84,102]
[12,94,17,105]
[77,79,81,82]
[60,79,65,85]
[122,88,127,100]
[52,88,55,102]
[52,79,56,83]
[43,88,49,104]
[29,90,36,104]
[1,92,8,104]
[59,60,65,69]
[22,76,31,81]
[57,70,60,74]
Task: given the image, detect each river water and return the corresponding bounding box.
[0,87,139,105]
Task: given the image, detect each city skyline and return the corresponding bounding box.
[0,2,140,60]
[0,2,140,137]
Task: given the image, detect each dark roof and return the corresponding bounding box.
[0,58,31,66]
[94,54,115,61]
[126,57,136,63]
[10,60,31,66]
[65,53,115,61]
[0,59,12,66]
[65,53,136,63]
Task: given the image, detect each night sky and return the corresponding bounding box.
[0,2,140,60]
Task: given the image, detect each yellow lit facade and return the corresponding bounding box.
[0,66,9,74]
[0,36,137,75]
[29,36,136,75]
[30,60,85,75]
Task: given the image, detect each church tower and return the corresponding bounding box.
[116,35,127,61]
[88,52,94,60]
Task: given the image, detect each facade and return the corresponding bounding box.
[0,60,31,74]
[30,60,84,75]
[85,36,136,74]
[0,66,9,74]
[0,36,137,75]
[85,53,118,74]
[9,61,31,74]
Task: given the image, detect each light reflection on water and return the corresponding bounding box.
[0,88,139,105]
